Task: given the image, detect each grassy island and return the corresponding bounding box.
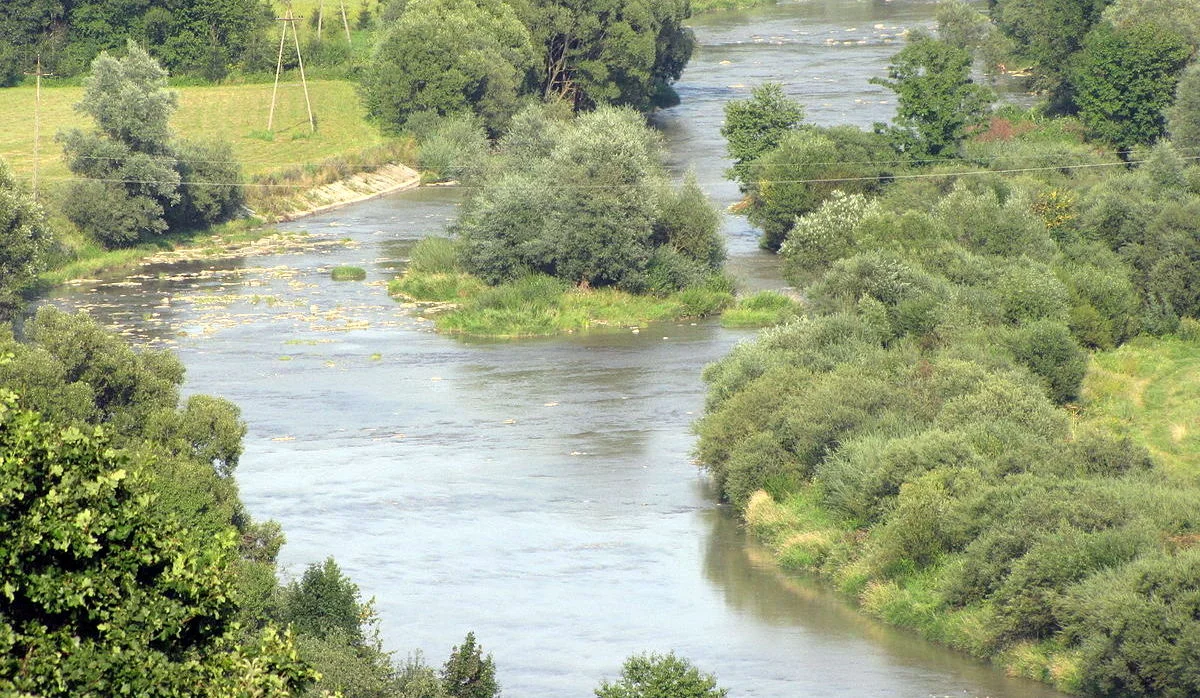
[389,105,736,338]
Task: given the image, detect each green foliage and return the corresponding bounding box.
[720,291,802,328]
[595,652,727,698]
[331,266,368,281]
[1008,320,1088,403]
[530,0,695,112]
[280,557,366,644]
[58,43,244,248]
[781,191,879,283]
[992,0,1112,111]
[416,113,491,183]
[1072,22,1191,150]
[1167,60,1200,154]
[0,393,316,696]
[0,161,50,320]
[456,106,724,291]
[1058,548,1200,697]
[408,236,462,274]
[746,126,895,250]
[362,0,536,134]
[720,83,805,187]
[169,139,245,229]
[870,32,994,159]
[441,632,499,698]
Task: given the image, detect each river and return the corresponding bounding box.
[46,2,1063,696]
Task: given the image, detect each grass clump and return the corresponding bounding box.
[721,291,803,328]
[330,266,366,281]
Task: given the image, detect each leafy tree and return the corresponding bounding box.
[1102,0,1200,53]
[59,42,243,247]
[720,83,805,188]
[0,161,50,320]
[1167,60,1200,153]
[871,32,994,159]
[280,557,367,644]
[168,139,245,229]
[595,652,728,698]
[528,0,694,111]
[992,0,1113,111]
[441,631,499,698]
[362,0,536,135]
[745,125,895,250]
[456,106,723,291]
[1072,21,1190,151]
[0,392,316,696]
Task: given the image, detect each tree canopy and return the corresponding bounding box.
[870,32,994,159]
[0,390,316,696]
[0,162,50,320]
[58,42,243,248]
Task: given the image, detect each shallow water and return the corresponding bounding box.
[46,3,1064,696]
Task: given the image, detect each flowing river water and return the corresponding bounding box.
[46,2,1063,696]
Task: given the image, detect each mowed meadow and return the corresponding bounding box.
[0,79,387,182]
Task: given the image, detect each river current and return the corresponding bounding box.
[47,2,1062,696]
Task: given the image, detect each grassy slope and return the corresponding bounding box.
[0,80,385,182]
[1081,336,1200,480]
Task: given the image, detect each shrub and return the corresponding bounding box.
[595,652,727,698]
[781,191,877,282]
[1007,321,1088,404]
[990,262,1070,324]
[1058,549,1200,697]
[417,114,491,183]
[720,291,803,328]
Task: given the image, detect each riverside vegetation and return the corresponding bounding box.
[697,2,1200,695]
[388,104,738,337]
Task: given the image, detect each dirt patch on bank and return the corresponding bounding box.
[267,163,422,221]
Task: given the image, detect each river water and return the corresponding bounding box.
[45,2,1063,696]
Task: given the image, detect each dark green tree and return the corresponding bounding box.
[362,0,536,135]
[871,32,994,160]
[0,391,316,696]
[441,632,499,698]
[595,652,728,698]
[991,0,1113,111]
[1072,22,1190,151]
[0,161,50,320]
[281,557,366,643]
[1167,60,1200,152]
[720,83,805,188]
[529,0,694,111]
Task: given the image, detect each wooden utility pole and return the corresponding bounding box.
[315,0,351,44]
[24,55,52,200]
[340,0,352,44]
[268,1,316,134]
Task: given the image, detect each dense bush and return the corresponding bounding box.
[455,107,724,292]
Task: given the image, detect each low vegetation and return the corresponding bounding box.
[720,291,803,328]
[330,265,367,281]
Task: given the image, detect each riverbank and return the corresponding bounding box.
[38,156,420,288]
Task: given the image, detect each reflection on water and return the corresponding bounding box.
[42,2,1066,696]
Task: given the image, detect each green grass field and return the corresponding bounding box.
[0,80,386,183]
[1081,336,1200,480]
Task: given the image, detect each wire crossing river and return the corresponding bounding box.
[47,2,1063,696]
